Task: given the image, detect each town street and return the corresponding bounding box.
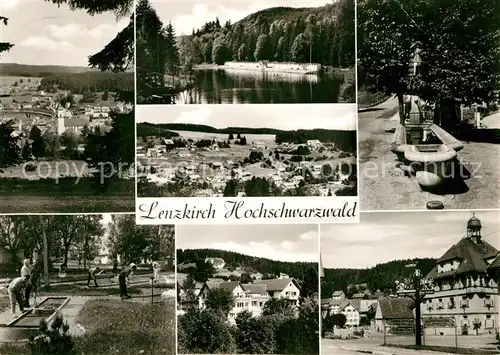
[358,97,499,211]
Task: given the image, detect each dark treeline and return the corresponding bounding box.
[186,1,355,67]
[0,63,96,77]
[137,123,356,151]
[136,123,180,138]
[39,72,134,95]
[178,248,317,280]
[321,258,437,298]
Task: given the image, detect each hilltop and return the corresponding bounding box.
[137,122,357,152]
[177,248,317,280]
[0,63,98,77]
[321,258,437,298]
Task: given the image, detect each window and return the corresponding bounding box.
[252,301,257,306]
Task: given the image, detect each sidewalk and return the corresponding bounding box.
[340,345,458,355]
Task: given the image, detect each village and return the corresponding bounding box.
[0,75,133,160]
[321,212,500,354]
[175,224,319,354]
[137,131,356,197]
[177,256,302,323]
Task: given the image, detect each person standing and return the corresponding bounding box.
[8,275,28,318]
[30,260,41,306]
[119,263,137,299]
[152,261,161,283]
[87,267,100,287]
[112,259,119,276]
[20,259,31,308]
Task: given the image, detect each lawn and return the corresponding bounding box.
[0,299,176,355]
[385,344,500,354]
[0,177,134,213]
[75,299,176,354]
[38,283,143,297]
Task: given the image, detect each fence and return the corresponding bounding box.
[379,316,498,351]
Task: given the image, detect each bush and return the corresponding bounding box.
[339,70,355,103]
[178,309,236,354]
[28,314,74,355]
[25,162,36,172]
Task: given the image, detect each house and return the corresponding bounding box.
[339,299,361,327]
[375,297,414,334]
[205,257,225,270]
[306,140,322,149]
[279,273,289,279]
[422,213,499,336]
[332,291,345,301]
[57,117,89,135]
[254,278,300,306]
[198,281,263,323]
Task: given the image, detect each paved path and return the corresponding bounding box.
[358,97,500,210]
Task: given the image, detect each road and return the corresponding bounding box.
[358,97,500,210]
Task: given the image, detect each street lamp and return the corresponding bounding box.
[395,263,434,346]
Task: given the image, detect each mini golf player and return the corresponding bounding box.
[87,267,102,287]
[8,275,29,318]
[119,263,137,299]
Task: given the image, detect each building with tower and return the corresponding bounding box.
[421,213,499,336]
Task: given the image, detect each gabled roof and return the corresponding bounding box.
[487,254,500,271]
[332,290,344,297]
[339,299,361,312]
[427,237,499,279]
[253,278,299,292]
[377,298,414,319]
[241,283,267,295]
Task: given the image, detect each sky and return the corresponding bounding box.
[177,224,319,263]
[0,1,129,66]
[322,211,500,269]
[136,104,357,131]
[152,0,331,36]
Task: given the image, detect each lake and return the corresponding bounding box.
[172,69,346,104]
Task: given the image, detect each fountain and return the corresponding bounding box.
[391,96,464,187]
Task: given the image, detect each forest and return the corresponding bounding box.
[182,0,354,67]
[178,248,317,282]
[0,63,96,77]
[321,258,437,298]
[136,122,180,138]
[136,123,357,151]
[39,72,134,95]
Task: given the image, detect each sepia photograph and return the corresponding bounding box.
[356,0,500,210]
[0,214,175,355]
[320,211,500,355]
[137,104,357,198]
[136,0,355,104]
[176,224,320,354]
[0,1,135,213]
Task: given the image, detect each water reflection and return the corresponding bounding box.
[176,69,344,105]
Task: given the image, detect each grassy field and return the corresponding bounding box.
[0,75,42,86]
[0,177,134,213]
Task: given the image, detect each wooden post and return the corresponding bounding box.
[383,319,386,345]
[455,320,458,352]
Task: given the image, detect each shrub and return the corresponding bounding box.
[25,162,36,172]
[28,314,74,355]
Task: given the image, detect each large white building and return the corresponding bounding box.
[422,214,499,335]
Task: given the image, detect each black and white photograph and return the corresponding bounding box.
[176,224,320,354]
[137,104,357,198]
[136,0,355,104]
[0,1,135,213]
[320,211,500,355]
[356,0,500,210]
[0,214,175,355]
